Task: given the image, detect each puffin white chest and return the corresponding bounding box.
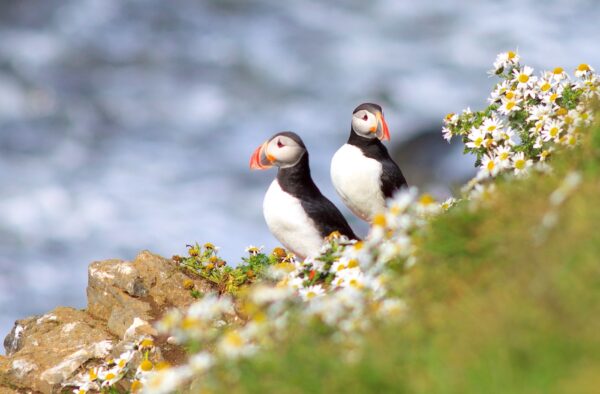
[330,144,385,221]
[262,180,325,258]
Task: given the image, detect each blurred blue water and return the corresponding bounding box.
[1,0,599,343]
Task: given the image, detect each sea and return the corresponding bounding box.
[1,0,599,346]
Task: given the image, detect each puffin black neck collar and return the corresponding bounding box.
[276,153,320,197]
[348,128,383,148]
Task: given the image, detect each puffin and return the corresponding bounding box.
[330,103,407,222]
[250,131,358,258]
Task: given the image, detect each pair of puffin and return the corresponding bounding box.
[250,103,407,258]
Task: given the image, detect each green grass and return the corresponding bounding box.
[213,115,600,393]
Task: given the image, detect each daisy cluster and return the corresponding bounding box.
[135,187,441,393]
[443,51,598,195]
[66,338,159,393]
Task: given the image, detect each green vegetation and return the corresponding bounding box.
[214,115,600,393]
[174,243,284,295]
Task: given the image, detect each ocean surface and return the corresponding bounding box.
[1,0,599,345]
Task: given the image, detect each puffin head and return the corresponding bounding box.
[250,131,307,170]
[351,102,390,141]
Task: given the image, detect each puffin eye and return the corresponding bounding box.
[277,139,284,148]
[362,114,368,121]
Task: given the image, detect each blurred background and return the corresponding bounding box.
[1,0,599,344]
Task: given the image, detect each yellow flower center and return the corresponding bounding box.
[225,331,244,347]
[445,113,455,121]
[140,360,153,372]
[518,73,529,83]
[535,122,543,132]
[89,369,98,381]
[549,127,559,137]
[577,63,591,72]
[508,51,516,60]
[155,361,171,371]
[515,159,526,170]
[553,67,564,74]
[550,93,558,102]
[140,338,154,348]
[556,107,568,116]
[253,311,267,323]
[487,125,496,132]
[506,101,515,110]
[505,91,515,99]
[581,112,589,120]
[500,152,510,161]
[372,214,387,227]
[353,241,364,250]
[486,160,495,171]
[568,135,577,145]
[349,279,362,288]
[541,82,551,92]
[131,380,143,392]
[564,115,574,125]
[306,291,317,299]
[419,194,436,205]
[474,137,483,146]
[105,373,116,381]
[347,259,359,268]
[181,316,199,330]
[541,150,550,159]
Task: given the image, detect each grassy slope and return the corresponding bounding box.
[223,117,600,393]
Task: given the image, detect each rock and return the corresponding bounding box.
[3,322,26,357]
[0,250,216,393]
[87,250,212,337]
[1,307,114,393]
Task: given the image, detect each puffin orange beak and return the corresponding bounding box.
[376,112,390,141]
[250,141,274,170]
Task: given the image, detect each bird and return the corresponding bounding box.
[330,103,408,222]
[250,131,358,258]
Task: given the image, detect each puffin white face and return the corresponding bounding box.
[351,104,391,141]
[352,109,379,139]
[250,132,307,170]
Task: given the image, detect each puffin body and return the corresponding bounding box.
[251,131,358,258]
[331,103,407,222]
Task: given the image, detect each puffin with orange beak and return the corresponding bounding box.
[331,103,407,222]
[251,131,358,258]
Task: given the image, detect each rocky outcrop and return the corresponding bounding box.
[0,251,214,393]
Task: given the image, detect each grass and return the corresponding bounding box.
[212,114,600,393]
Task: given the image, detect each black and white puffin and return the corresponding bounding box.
[330,103,408,222]
[250,131,358,258]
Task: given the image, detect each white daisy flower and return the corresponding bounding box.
[495,146,513,168]
[574,63,594,78]
[513,66,536,88]
[550,66,566,81]
[482,117,503,135]
[245,245,264,255]
[541,119,563,142]
[465,127,486,149]
[512,152,533,176]
[299,284,325,301]
[442,126,453,142]
[479,155,500,178]
[493,50,519,70]
[498,97,520,115]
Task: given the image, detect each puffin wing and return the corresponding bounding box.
[299,196,359,240]
[380,156,408,199]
